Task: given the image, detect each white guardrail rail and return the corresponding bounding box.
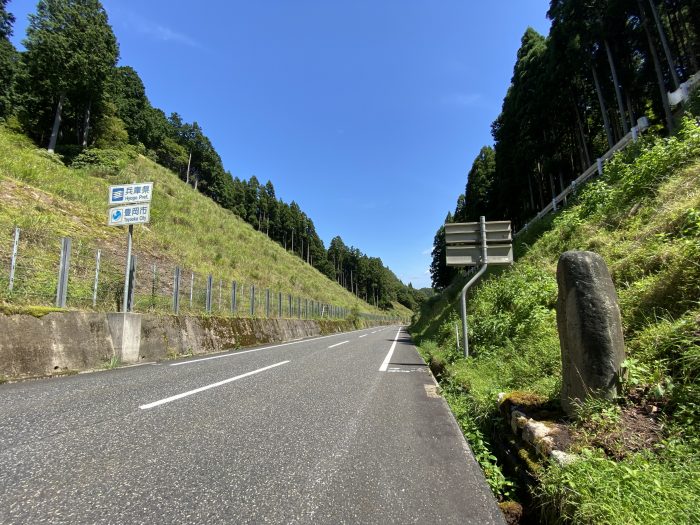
[515,116,650,237]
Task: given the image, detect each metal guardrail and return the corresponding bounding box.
[515,116,650,237]
[668,71,700,106]
[1,226,400,323]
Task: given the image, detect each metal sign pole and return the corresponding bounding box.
[122,224,133,313]
[459,216,488,357]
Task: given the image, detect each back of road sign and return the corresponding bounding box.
[445,220,513,267]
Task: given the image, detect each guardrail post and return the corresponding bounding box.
[173,266,181,314]
[205,274,213,313]
[93,249,101,308]
[9,227,19,292]
[597,158,603,176]
[56,237,72,308]
[189,272,194,309]
[152,263,158,307]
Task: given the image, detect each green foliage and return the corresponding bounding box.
[469,264,557,350]
[22,0,119,148]
[602,119,700,214]
[0,37,18,119]
[538,445,700,525]
[687,87,700,118]
[455,145,496,222]
[70,147,133,174]
[93,102,129,149]
[0,0,15,40]
[442,384,515,499]
[103,355,120,369]
[347,305,361,329]
[429,214,457,290]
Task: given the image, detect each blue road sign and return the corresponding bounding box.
[108,182,153,206]
[108,203,150,226]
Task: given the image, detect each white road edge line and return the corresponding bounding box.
[139,361,289,410]
[328,341,349,349]
[170,328,376,367]
[359,334,368,338]
[379,327,403,372]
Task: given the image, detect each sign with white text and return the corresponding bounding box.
[108,203,151,226]
[108,182,153,206]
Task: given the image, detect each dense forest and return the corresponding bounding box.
[430,0,700,289]
[0,0,427,311]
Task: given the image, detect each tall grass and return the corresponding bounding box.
[0,126,410,319]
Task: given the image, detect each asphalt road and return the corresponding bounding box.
[0,325,505,524]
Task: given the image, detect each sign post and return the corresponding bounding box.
[107,182,153,312]
[445,217,513,357]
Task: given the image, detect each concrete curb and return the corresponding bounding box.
[0,311,385,380]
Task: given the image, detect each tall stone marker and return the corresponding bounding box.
[557,251,625,416]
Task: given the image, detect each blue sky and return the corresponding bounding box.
[9,0,551,289]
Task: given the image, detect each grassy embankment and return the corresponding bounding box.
[0,126,411,321]
[411,117,700,524]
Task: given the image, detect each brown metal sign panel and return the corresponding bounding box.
[445,229,513,245]
[444,221,511,235]
[446,244,514,266]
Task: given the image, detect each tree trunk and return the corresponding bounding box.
[536,169,545,209]
[665,9,690,76]
[573,102,592,166]
[639,0,675,132]
[647,0,680,89]
[81,100,92,148]
[591,65,615,148]
[574,125,588,171]
[669,6,698,74]
[548,171,557,201]
[626,95,636,131]
[185,151,192,184]
[48,92,65,153]
[604,39,629,135]
[528,173,535,211]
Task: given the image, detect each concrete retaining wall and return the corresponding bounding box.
[0,311,379,380]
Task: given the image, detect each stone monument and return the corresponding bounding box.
[557,251,625,416]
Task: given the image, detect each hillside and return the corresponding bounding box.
[0,126,411,321]
[410,118,700,523]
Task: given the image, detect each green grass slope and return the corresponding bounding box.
[410,118,700,523]
[0,126,408,320]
